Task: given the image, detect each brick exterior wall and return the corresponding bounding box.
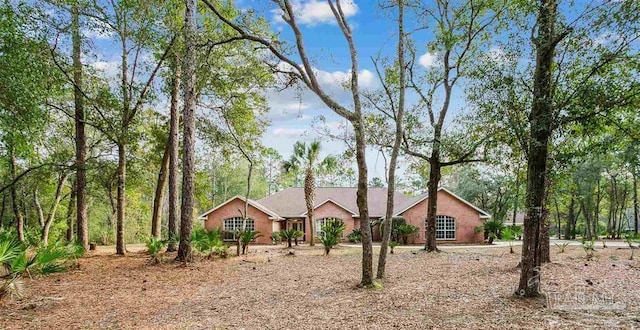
[203,190,486,245]
[204,198,274,245]
[304,200,357,242]
[399,190,484,244]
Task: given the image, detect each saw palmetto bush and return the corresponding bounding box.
[501,227,516,253]
[1,231,76,303]
[0,238,24,301]
[191,228,228,259]
[347,229,361,243]
[146,236,167,264]
[582,239,596,261]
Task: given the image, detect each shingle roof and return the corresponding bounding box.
[256,187,412,218]
[392,187,492,218]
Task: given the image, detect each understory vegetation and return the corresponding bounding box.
[0,230,84,303]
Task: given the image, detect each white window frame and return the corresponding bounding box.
[223,217,255,241]
[434,215,456,240]
[316,217,343,238]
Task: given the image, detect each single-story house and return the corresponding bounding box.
[199,187,491,245]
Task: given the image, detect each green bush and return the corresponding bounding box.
[624,234,640,260]
[555,242,569,253]
[146,236,167,264]
[389,241,399,254]
[279,229,303,248]
[271,231,281,245]
[347,229,362,243]
[320,234,338,255]
[0,232,74,302]
[582,239,596,260]
[396,224,418,244]
[323,219,346,239]
[240,230,263,255]
[482,219,505,241]
[391,217,406,242]
[501,227,515,253]
[510,225,523,240]
[191,228,227,259]
[320,219,346,255]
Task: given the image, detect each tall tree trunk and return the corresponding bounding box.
[633,171,638,234]
[0,192,5,231]
[539,178,551,264]
[594,183,601,238]
[241,159,253,255]
[72,5,89,250]
[176,0,197,262]
[354,118,372,286]
[539,209,551,263]
[617,186,627,238]
[151,141,170,239]
[66,179,76,242]
[116,142,127,255]
[34,190,45,229]
[581,201,592,240]
[304,168,315,246]
[607,175,616,238]
[565,194,575,239]
[425,159,441,252]
[167,53,181,252]
[378,0,406,280]
[9,148,25,242]
[41,173,69,245]
[517,0,560,297]
[513,166,520,226]
[554,197,561,239]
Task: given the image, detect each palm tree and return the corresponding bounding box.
[283,141,337,246]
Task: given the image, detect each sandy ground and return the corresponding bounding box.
[1,243,639,329]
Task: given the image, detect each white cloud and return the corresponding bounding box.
[265,63,378,122]
[272,127,308,138]
[486,46,507,63]
[272,0,358,27]
[593,32,621,46]
[418,52,438,68]
[314,68,377,89]
[82,17,115,40]
[90,60,120,79]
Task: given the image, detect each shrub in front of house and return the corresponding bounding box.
[271,231,281,245]
[279,229,303,248]
[481,218,505,243]
[321,219,346,255]
[191,227,227,259]
[240,230,263,255]
[396,224,419,245]
[389,241,399,254]
[347,229,361,243]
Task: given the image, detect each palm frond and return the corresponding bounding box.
[0,239,23,266]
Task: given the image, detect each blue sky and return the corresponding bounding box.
[79,0,488,184]
[254,0,435,182]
